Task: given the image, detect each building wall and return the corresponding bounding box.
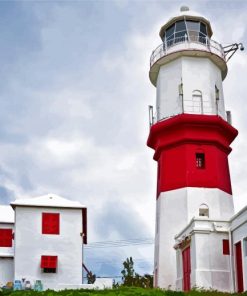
[154,187,234,289]
[0,257,14,286]
[175,219,233,292]
[14,207,83,290]
[156,57,226,121]
[191,231,232,291]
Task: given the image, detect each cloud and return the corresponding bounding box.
[0,185,15,205]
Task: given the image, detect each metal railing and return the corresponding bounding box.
[149,110,232,128]
[150,36,226,68]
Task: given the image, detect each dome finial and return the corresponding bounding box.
[180,5,189,12]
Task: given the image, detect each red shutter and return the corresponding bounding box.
[41,255,58,268]
[223,239,230,255]
[42,213,60,235]
[0,229,12,247]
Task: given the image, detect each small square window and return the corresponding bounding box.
[223,239,230,255]
[42,213,60,235]
[0,229,12,247]
[196,153,205,169]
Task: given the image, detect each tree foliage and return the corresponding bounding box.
[121,257,153,288]
[87,271,96,284]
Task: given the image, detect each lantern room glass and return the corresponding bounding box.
[162,20,208,47]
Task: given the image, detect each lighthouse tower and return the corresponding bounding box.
[147,7,238,289]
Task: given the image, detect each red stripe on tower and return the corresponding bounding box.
[147,114,238,197]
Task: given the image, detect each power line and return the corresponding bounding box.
[85,237,154,249]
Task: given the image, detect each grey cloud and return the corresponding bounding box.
[0,186,15,204]
[94,200,151,239]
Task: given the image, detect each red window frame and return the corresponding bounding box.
[41,255,58,269]
[223,239,230,255]
[42,213,60,235]
[0,229,12,247]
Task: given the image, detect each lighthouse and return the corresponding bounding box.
[147,7,240,290]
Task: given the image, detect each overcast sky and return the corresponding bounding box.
[0,0,247,278]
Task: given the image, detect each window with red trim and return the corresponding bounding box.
[196,153,205,169]
[42,213,60,235]
[0,229,12,247]
[223,239,230,255]
[41,255,57,273]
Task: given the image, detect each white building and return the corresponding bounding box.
[147,6,247,292]
[0,205,15,287]
[0,193,87,290]
[174,206,247,292]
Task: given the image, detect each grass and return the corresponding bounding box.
[0,287,246,296]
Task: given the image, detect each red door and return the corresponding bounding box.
[235,241,244,293]
[182,246,191,291]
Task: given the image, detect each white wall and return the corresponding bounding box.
[156,57,226,121]
[192,231,231,291]
[14,207,83,290]
[155,187,234,289]
[0,257,14,286]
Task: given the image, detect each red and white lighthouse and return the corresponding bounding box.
[147,7,238,289]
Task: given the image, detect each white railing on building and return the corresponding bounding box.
[150,36,226,68]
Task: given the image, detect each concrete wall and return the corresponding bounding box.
[191,231,231,291]
[156,57,226,121]
[0,257,14,286]
[14,206,83,290]
[154,187,234,289]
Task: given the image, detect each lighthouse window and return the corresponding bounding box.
[165,24,175,45]
[174,21,187,43]
[199,204,209,217]
[196,153,205,169]
[186,21,199,31]
[166,25,175,39]
[200,23,207,35]
[175,20,186,32]
[186,21,199,42]
[164,20,208,48]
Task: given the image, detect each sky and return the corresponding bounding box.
[0,0,247,280]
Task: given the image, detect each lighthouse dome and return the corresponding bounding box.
[159,6,213,41]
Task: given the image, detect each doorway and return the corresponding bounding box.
[182,246,191,291]
[235,241,244,292]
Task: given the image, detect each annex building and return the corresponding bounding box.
[0,194,87,290]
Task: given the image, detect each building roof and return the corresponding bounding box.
[11,193,86,209]
[0,205,15,223]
